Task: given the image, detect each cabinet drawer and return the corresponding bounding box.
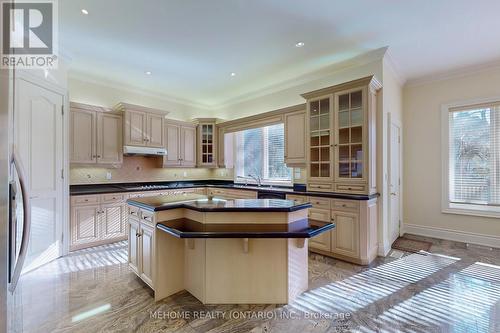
[129,205,141,219]
[141,210,155,225]
[286,194,307,204]
[332,199,359,212]
[101,193,125,204]
[307,183,333,192]
[308,208,331,222]
[308,197,331,209]
[72,195,99,205]
[335,184,366,193]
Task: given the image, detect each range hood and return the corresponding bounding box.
[123,145,167,156]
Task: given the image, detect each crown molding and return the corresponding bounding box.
[68,48,387,112]
[114,102,170,116]
[383,49,406,87]
[68,71,210,110]
[405,58,500,88]
[215,47,388,109]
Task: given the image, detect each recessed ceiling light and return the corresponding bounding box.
[295,42,305,48]
[230,72,236,77]
[145,71,152,75]
[81,9,89,15]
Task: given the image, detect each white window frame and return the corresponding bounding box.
[441,97,500,219]
[233,124,293,187]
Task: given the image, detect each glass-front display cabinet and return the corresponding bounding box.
[302,76,381,194]
[307,96,333,187]
[196,118,218,168]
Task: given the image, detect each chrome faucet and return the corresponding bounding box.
[248,174,262,186]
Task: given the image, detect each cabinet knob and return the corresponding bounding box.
[97,155,101,158]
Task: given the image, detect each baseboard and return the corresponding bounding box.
[403,223,500,249]
[378,242,391,257]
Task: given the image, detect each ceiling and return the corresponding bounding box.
[60,0,500,107]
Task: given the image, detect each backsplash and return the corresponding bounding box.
[70,156,233,184]
[70,156,305,185]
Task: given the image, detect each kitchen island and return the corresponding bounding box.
[126,194,333,304]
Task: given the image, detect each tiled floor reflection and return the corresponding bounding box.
[7,236,500,333]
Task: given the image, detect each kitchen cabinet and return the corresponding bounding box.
[284,110,307,166]
[128,208,155,288]
[217,126,234,168]
[70,102,123,165]
[70,193,127,251]
[116,103,166,148]
[208,188,257,199]
[301,76,381,194]
[163,120,197,167]
[195,118,218,168]
[331,211,359,258]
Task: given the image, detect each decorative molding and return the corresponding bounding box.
[404,223,500,249]
[301,75,381,99]
[382,50,406,87]
[114,102,170,116]
[68,71,209,110]
[378,242,392,257]
[69,101,113,113]
[405,58,500,88]
[68,47,388,112]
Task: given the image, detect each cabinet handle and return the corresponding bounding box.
[342,204,347,207]
[143,216,151,221]
[97,155,101,158]
[331,218,335,222]
[130,211,136,215]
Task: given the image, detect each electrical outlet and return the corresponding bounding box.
[183,171,187,177]
[106,172,112,180]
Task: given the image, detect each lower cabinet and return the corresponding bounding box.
[286,194,378,265]
[208,188,257,199]
[128,211,155,288]
[70,194,127,251]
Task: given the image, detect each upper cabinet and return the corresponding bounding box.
[163,120,196,168]
[284,109,307,167]
[195,118,218,168]
[115,103,166,148]
[70,102,123,166]
[302,76,381,194]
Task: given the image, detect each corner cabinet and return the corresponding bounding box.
[195,118,218,168]
[302,76,381,195]
[70,102,123,166]
[284,109,307,166]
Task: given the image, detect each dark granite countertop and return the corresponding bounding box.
[127,194,312,212]
[70,180,378,201]
[156,218,334,238]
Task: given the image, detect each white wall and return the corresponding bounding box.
[68,76,210,121]
[213,60,383,120]
[403,66,500,246]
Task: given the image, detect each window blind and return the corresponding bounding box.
[235,124,292,182]
[448,102,500,206]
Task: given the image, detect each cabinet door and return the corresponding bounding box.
[284,110,306,166]
[100,203,127,240]
[164,123,181,166]
[147,113,164,147]
[70,108,96,164]
[97,113,123,164]
[309,229,332,252]
[71,205,100,249]
[198,123,217,167]
[124,110,147,146]
[139,222,155,287]
[307,96,333,182]
[334,88,367,183]
[331,211,359,258]
[181,126,197,167]
[128,218,140,274]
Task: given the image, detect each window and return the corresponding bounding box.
[234,123,292,185]
[442,100,500,217]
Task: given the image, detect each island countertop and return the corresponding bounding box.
[127,194,312,212]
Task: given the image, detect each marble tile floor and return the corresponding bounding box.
[7,235,500,333]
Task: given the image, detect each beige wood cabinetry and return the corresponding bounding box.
[70,102,123,166]
[286,194,378,265]
[163,120,197,167]
[207,188,257,199]
[216,126,234,168]
[195,118,218,168]
[128,208,155,287]
[115,103,167,148]
[70,193,127,251]
[284,109,307,166]
[301,76,381,194]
